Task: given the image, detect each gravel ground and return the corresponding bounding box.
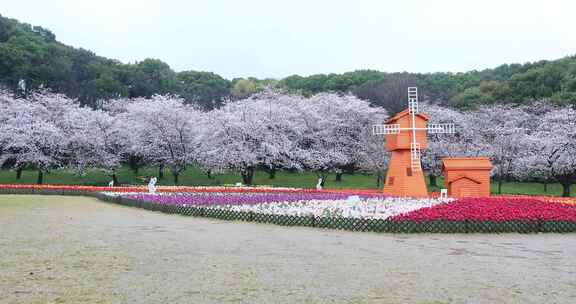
[1,195,575,304]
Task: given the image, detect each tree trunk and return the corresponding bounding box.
[429,175,438,187]
[376,173,383,188]
[335,172,343,182]
[36,170,44,185]
[173,172,179,185]
[16,167,23,179]
[268,168,276,179]
[543,182,548,193]
[158,165,164,179]
[111,173,119,186]
[206,170,213,180]
[128,155,141,174]
[561,183,571,197]
[241,168,255,185]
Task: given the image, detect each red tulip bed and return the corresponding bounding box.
[390,197,576,233]
[1,184,575,233]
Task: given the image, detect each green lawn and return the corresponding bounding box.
[0,167,377,189]
[0,167,573,197]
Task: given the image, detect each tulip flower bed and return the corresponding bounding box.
[393,197,576,221]
[2,183,576,233]
[121,192,443,219]
[391,197,576,233]
[498,195,576,206]
[123,192,385,206]
[98,192,448,231]
[94,193,576,233]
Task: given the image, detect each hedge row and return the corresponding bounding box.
[2,189,576,233]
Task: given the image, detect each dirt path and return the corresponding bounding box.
[1,195,575,304]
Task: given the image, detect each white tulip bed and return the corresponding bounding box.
[118,190,452,220]
[215,197,449,219]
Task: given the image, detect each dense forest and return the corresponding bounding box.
[1,14,576,111]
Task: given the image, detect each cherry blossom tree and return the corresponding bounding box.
[472,104,538,194]
[114,95,201,185]
[0,91,22,177]
[198,91,388,186]
[421,104,491,188]
[0,91,76,184]
[1,87,572,195]
[287,92,388,185]
[518,105,576,196]
[357,127,389,187]
[197,90,303,184]
[64,108,125,184]
[105,97,155,177]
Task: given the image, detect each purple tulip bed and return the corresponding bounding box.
[124,192,385,207]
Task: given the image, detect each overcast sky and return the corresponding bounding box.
[2,0,575,79]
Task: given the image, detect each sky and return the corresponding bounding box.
[2,0,575,79]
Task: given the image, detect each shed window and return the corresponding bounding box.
[406,167,413,176]
[388,177,395,186]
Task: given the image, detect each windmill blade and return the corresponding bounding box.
[427,123,455,134]
[373,124,400,135]
[408,87,418,114]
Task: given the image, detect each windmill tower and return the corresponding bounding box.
[373,87,455,197]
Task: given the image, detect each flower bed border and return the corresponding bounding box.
[0,184,321,194]
[2,188,575,233]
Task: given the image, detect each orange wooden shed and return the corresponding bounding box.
[382,109,429,197]
[442,157,493,198]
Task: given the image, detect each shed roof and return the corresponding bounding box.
[442,157,493,171]
[386,109,430,124]
[449,175,482,185]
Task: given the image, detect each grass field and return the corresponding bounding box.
[0,166,572,197]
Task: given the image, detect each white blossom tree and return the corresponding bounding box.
[518,105,576,197]
[0,91,76,184]
[115,95,201,185]
[290,93,388,185]
[197,90,303,184]
[198,91,388,186]
[1,87,573,195]
[356,127,389,187]
[64,108,125,184]
[421,104,489,188]
[471,104,536,194]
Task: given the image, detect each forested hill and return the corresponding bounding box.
[1,14,575,111]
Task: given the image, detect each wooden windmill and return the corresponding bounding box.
[373,87,455,197]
